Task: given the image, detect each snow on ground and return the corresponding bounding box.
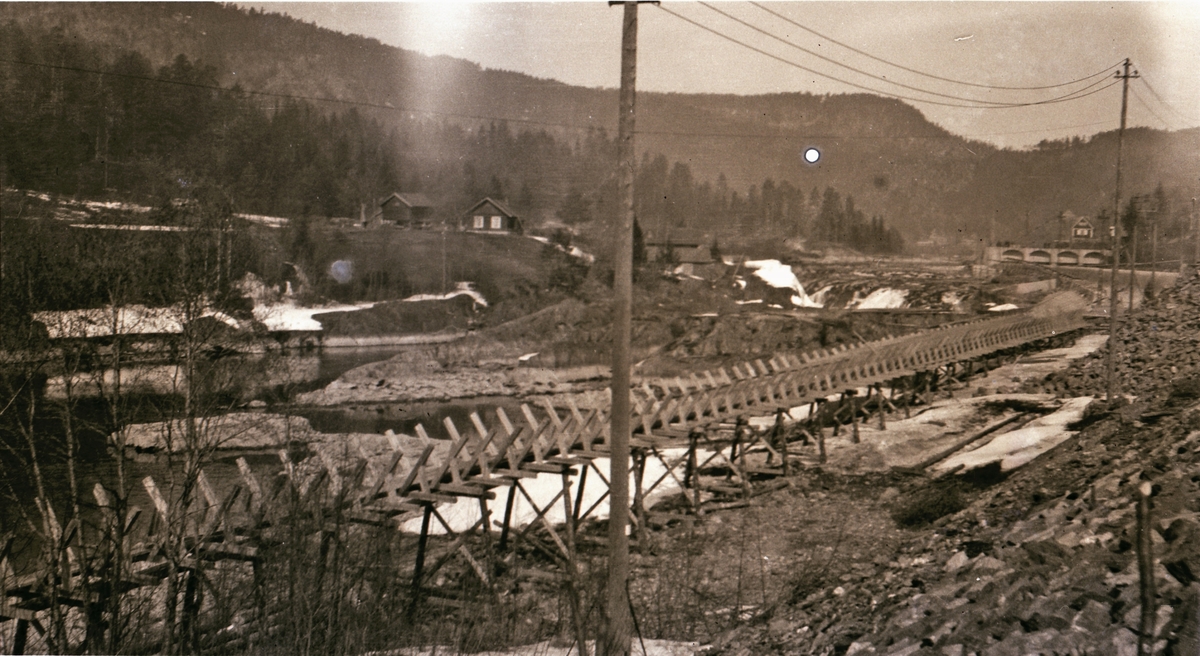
[933,396,1093,473]
[976,333,1107,386]
[82,199,153,213]
[33,305,240,339]
[528,235,596,263]
[852,288,909,310]
[741,259,822,307]
[234,213,289,228]
[69,223,190,231]
[398,451,698,535]
[253,301,376,332]
[988,303,1020,312]
[401,281,488,307]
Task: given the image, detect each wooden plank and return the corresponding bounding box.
[0,602,36,622]
[236,458,263,512]
[394,443,436,497]
[142,476,170,522]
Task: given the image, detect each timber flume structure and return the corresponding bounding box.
[0,292,1089,653]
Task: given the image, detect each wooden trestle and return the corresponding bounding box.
[0,293,1087,651]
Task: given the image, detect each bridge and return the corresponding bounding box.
[985,246,1110,267]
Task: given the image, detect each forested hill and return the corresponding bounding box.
[1,2,1198,247]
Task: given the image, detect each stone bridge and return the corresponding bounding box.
[985,246,1109,267]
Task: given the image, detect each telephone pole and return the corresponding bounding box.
[1128,197,1138,314]
[1106,58,1138,402]
[1192,196,1198,267]
[601,2,655,655]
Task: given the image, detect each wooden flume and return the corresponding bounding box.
[0,293,1087,652]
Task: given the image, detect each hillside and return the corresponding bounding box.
[1,2,1198,245]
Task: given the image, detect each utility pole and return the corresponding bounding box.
[1192,197,1198,267]
[1128,198,1138,314]
[601,2,655,655]
[1106,58,1137,402]
[1149,202,1157,297]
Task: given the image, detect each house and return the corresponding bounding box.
[459,197,522,234]
[1071,216,1095,240]
[379,192,434,227]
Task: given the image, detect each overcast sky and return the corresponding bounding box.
[244,2,1200,149]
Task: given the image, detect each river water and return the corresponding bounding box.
[0,345,421,559]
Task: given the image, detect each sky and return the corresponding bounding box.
[243,2,1200,149]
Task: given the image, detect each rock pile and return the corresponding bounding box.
[708,270,1200,655]
[711,396,1200,656]
[1047,267,1200,400]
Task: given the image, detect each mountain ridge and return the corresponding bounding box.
[2,2,1198,247]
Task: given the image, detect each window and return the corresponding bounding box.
[491,215,503,230]
[473,215,485,229]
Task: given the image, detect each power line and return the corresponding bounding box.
[656,4,1122,110]
[0,54,1131,147]
[1129,84,1175,131]
[1137,75,1200,128]
[699,1,1113,106]
[635,118,1119,141]
[749,1,1123,92]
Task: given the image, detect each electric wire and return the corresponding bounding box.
[1129,84,1175,131]
[1137,75,1200,128]
[635,117,1118,141]
[749,1,1124,92]
[699,1,1111,106]
[656,4,1122,110]
[0,52,1130,147]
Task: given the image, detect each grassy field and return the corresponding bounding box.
[294,227,589,334]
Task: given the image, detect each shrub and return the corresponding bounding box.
[890,482,967,527]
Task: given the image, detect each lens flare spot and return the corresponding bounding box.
[330,260,354,284]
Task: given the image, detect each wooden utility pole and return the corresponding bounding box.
[1149,204,1157,296]
[1128,202,1138,314]
[600,2,653,654]
[1192,197,1198,267]
[1106,58,1137,402]
[1136,481,1156,656]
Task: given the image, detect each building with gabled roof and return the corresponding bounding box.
[379,192,434,227]
[1071,216,1095,241]
[459,197,522,234]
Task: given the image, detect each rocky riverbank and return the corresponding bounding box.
[705,269,1200,655]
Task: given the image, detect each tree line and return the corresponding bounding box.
[1,20,903,260]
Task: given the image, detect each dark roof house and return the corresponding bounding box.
[459,197,522,234]
[1071,217,1095,240]
[379,192,434,227]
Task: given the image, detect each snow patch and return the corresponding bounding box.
[34,305,241,339]
[235,213,289,228]
[401,282,488,307]
[989,303,1020,312]
[941,291,964,310]
[934,397,1093,474]
[400,452,694,535]
[742,259,822,308]
[254,302,375,332]
[853,288,909,310]
[527,235,595,263]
